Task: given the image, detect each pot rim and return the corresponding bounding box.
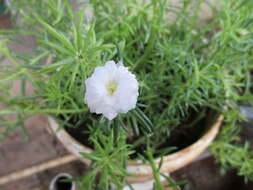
[47,115,223,182]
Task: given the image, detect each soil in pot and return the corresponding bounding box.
[61,108,219,159]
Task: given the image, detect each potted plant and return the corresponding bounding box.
[1,0,253,189]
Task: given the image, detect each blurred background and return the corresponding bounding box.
[1,0,253,190]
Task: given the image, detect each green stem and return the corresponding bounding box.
[0,108,87,115]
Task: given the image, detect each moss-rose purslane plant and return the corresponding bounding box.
[1,0,253,189]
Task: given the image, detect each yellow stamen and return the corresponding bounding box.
[106,80,118,96]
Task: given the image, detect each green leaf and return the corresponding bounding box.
[33,57,75,75]
[34,13,75,52]
[39,40,72,55]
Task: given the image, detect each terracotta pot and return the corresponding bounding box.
[47,115,223,185]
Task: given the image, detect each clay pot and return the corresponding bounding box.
[48,115,223,185]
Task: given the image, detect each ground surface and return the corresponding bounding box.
[1,12,253,190]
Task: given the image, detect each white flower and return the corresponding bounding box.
[84,60,139,120]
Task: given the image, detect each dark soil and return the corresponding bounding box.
[130,109,219,158]
[63,109,219,159]
[64,119,94,149]
[162,110,219,151]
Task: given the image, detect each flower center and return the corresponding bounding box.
[106,80,118,96]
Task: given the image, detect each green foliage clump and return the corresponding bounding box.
[79,126,132,189]
[1,0,253,189]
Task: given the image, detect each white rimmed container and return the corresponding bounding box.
[47,115,223,189]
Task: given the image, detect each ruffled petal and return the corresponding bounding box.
[84,60,139,120]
